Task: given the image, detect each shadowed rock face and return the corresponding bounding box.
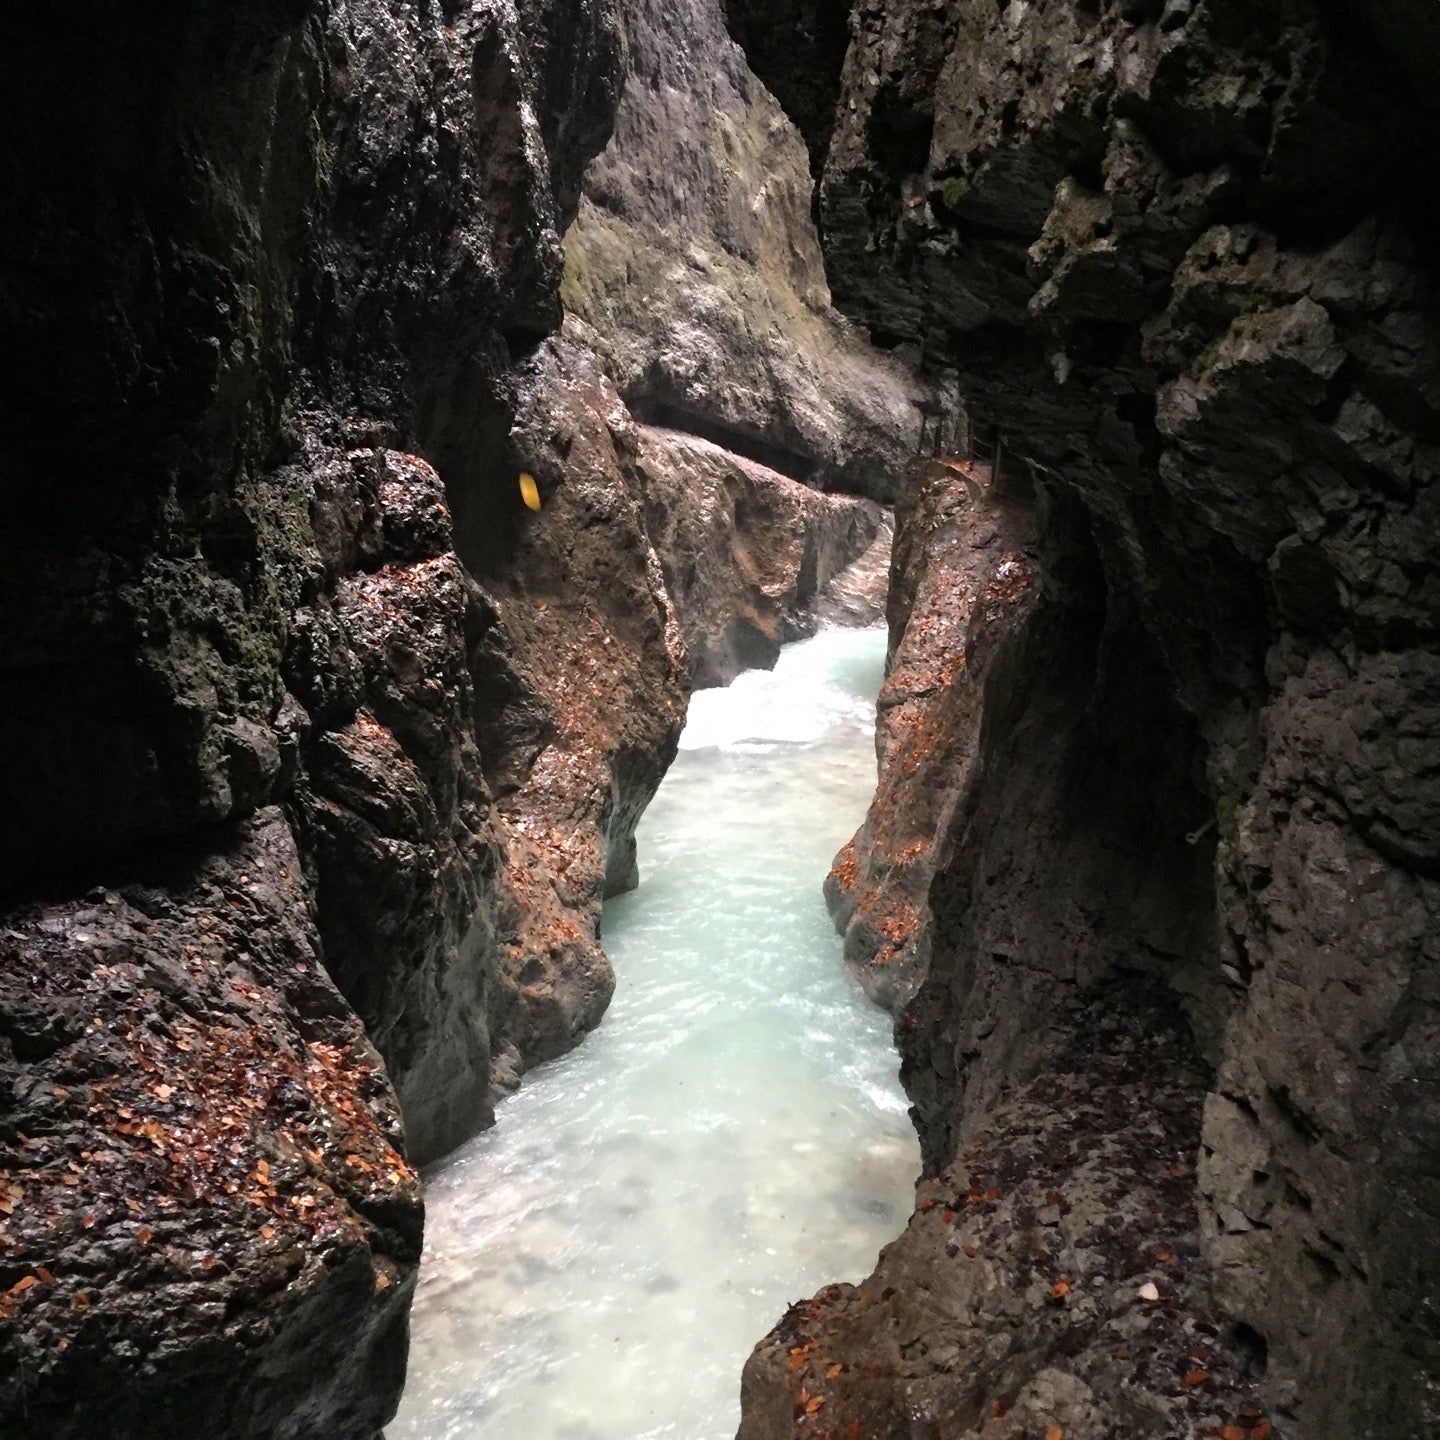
[562,0,929,501]
[0,0,627,1433]
[730,2,1440,1436]
[720,0,851,179]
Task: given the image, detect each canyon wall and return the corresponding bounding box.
[0,0,907,1432]
[0,1,635,1433]
[733,2,1440,1437]
[563,0,928,502]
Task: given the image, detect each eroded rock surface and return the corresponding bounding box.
[0,0,627,1433]
[563,0,927,500]
[740,993,1274,1440]
[827,457,1038,1010]
[733,2,1440,1436]
[638,427,885,686]
[0,813,419,1440]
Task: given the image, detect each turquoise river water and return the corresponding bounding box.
[391,626,919,1440]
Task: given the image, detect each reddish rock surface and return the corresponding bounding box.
[827,457,1038,1009]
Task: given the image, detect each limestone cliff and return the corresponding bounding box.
[562,0,928,501]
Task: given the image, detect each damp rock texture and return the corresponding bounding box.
[0,814,420,1440]
[734,2,1440,1436]
[827,456,1039,1010]
[563,0,928,501]
[740,993,1275,1440]
[637,426,886,687]
[0,1,628,1434]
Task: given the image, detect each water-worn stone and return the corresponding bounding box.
[731,3,1440,1435]
[827,456,1038,1009]
[637,426,885,687]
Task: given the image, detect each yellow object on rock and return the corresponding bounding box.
[518,471,542,512]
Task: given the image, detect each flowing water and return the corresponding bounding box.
[391,626,920,1440]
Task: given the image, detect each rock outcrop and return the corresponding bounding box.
[562,0,928,501]
[0,813,420,1440]
[638,425,885,687]
[0,1,630,1433]
[732,3,1440,1437]
[827,456,1038,1010]
[740,992,1274,1440]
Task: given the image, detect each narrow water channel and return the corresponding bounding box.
[391,626,920,1440]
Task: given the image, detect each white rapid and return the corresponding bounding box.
[391,626,919,1440]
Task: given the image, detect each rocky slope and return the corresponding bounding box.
[562,0,930,501]
[731,3,1440,1437]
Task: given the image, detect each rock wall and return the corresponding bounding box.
[827,456,1038,1011]
[0,1,629,1433]
[0,0,913,1429]
[562,0,928,501]
[731,2,1440,1436]
[637,425,884,687]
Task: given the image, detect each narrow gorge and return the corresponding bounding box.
[1,4,1435,1440]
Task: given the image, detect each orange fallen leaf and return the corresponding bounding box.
[804,1396,824,1415]
[826,1363,843,1379]
[1221,1429,1246,1440]
[1182,1369,1211,1387]
[1050,1280,1070,1300]
[1250,1426,1272,1440]
[963,1243,979,1258]
[1046,1427,1065,1440]
[136,1226,153,1245]
[990,1399,1007,1418]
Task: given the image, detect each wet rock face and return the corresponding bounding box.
[468,333,690,1088]
[0,812,420,1440]
[826,457,1039,1011]
[562,0,926,501]
[0,0,624,1433]
[730,1,1440,1433]
[637,428,885,687]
